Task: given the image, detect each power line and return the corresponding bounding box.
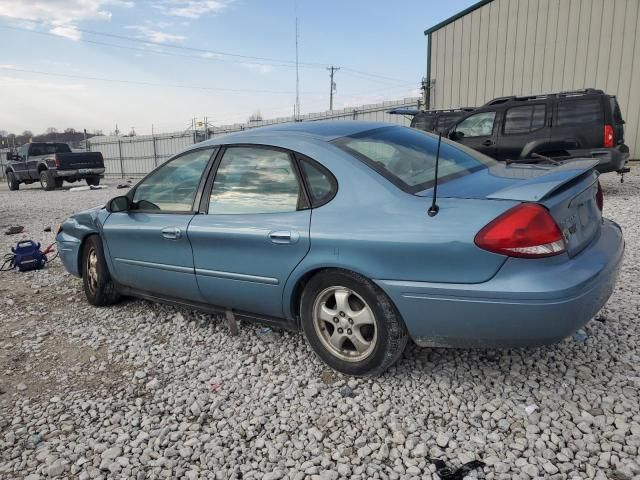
[0,23,410,84]
[0,66,314,94]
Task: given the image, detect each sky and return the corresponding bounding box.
[0,0,477,135]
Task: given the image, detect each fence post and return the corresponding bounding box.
[118,139,124,179]
[152,135,158,167]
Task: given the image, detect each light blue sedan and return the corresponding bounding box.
[56,121,624,375]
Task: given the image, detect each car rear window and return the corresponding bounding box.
[333,126,496,194]
[557,98,603,127]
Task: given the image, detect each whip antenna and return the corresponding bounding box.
[428,133,442,217]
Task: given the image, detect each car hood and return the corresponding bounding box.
[416,159,599,201]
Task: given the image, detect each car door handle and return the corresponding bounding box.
[269,231,299,244]
[161,226,182,240]
[482,139,495,146]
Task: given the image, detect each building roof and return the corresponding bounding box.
[424,0,494,35]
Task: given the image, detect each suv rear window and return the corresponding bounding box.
[557,98,602,127]
[504,104,546,134]
[333,126,495,193]
[610,97,624,124]
[411,113,435,131]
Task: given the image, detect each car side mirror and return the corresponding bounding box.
[106,196,131,213]
[449,130,462,140]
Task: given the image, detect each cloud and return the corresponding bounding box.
[126,24,186,43]
[151,0,230,19]
[0,1,133,39]
[240,63,274,74]
[0,75,85,91]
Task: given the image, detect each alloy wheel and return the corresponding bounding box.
[312,286,377,362]
[86,248,99,294]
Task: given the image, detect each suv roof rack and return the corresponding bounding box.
[483,88,605,106]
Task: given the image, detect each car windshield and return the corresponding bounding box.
[333,126,496,193]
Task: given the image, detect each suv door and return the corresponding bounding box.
[188,145,312,318]
[102,147,215,301]
[450,111,498,157]
[495,103,548,160]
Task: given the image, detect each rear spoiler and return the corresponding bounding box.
[487,159,600,201]
[387,107,420,116]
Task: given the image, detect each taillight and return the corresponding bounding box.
[54,154,60,168]
[474,204,565,258]
[603,124,614,148]
[596,181,603,212]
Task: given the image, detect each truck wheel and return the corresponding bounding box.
[6,172,19,191]
[300,269,408,376]
[86,177,100,186]
[82,235,121,306]
[39,170,55,191]
[55,178,63,189]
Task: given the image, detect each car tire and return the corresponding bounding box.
[300,269,408,376]
[81,235,121,306]
[86,177,100,186]
[7,172,19,191]
[39,170,55,191]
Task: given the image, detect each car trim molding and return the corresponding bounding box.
[114,257,194,274]
[195,268,279,285]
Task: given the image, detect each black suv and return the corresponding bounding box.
[445,89,628,173]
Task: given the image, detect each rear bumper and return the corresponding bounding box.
[567,146,629,173]
[375,219,624,348]
[55,167,105,178]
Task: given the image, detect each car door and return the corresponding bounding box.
[188,145,312,318]
[495,102,548,160]
[450,110,498,157]
[13,145,30,181]
[102,147,216,301]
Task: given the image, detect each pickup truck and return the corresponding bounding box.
[5,142,105,191]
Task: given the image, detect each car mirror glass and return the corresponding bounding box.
[107,196,131,213]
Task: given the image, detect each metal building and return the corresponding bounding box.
[424,0,640,159]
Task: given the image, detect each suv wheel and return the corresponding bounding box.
[39,170,55,191]
[82,235,121,306]
[300,270,408,376]
[6,172,19,191]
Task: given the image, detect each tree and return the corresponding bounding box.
[46,127,58,134]
[64,128,76,134]
[248,111,263,123]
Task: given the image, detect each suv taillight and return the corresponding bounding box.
[596,181,603,212]
[474,204,565,258]
[54,154,60,168]
[603,124,614,148]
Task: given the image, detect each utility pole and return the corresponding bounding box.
[295,14,300,120]
[327,66,340,111]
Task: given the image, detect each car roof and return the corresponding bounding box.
[200,120,398,146]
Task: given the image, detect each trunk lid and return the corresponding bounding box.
[417,159,602,257]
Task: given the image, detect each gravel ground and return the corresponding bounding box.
[0,171,639,480]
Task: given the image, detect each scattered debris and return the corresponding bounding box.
[256,327,275,342]
[225,309,239,336]
[69,185,107,192]
[524,404,538,415]
[428,458,486,480]
[572,329,588,343]
[43,226,52,232]
[595,314,607,323]
[338,385,354,398]
[117,183,131,189]
[320,369,340,385]
[210,382,222,392]
[4,225,24,235]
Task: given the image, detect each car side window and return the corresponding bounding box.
[504,104,546,134]
[132,148,213,212]
[557,98,602,127]
[299,156,337,207]
[208,147,305,215]
[455,111,496,137]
